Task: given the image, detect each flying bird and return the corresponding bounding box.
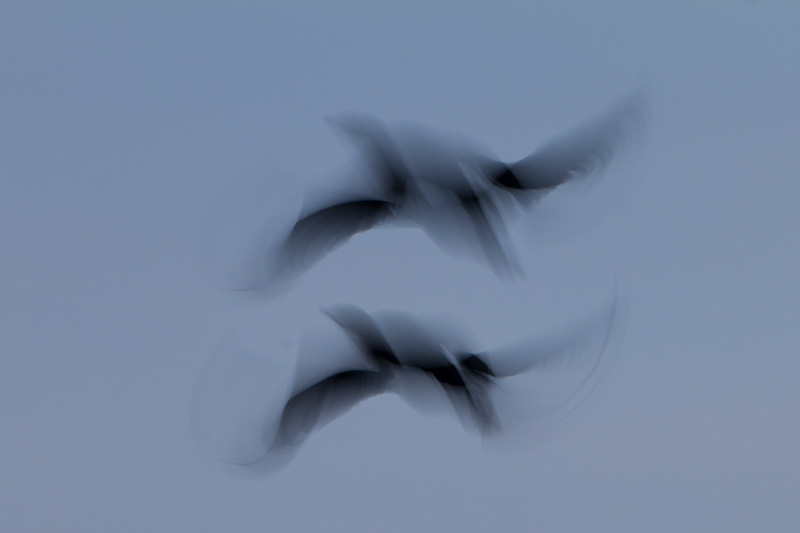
[270,298,619,455]
[267,92,646,286]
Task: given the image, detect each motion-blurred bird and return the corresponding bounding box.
[270,92,645,284]
[271,298,618,453]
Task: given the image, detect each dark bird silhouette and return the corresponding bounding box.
[268,92,646,286]
[270,297,619,455]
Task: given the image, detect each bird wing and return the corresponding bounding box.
[411,360,500,435]
[414,361,466,387]
[458,191,521,279]
[449,385,500,436]
[271,369,391,450]
[478,296,617,380]
[424,367,498,436]
[322,304,402,366]
[279,199,394,276]
[328,113,413,198]
[488,93,646,194]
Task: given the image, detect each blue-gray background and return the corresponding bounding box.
[2,3,798,531]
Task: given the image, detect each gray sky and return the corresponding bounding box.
[2,2,799,532]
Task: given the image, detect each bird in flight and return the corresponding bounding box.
[263,92,646,288]
[270,297,619,456]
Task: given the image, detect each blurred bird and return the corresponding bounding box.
[271,92,646,284]
[271,297,618,453]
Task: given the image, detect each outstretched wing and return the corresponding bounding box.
[271,369,391,450]
[488,93,646,194]
[477,294,618,380]
[279,199,394,276]
[467,289,619,430]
